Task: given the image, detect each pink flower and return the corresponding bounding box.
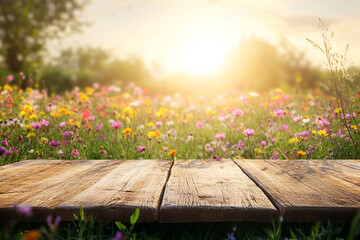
[95,123,103,132]
[282,124,288,131]
[58,122,66,128]
[215,133,225,139]
[31,123,41,129]
[212,155,219,159]
[6,75,14,83]
[273,109,284,117]
[243,128,254,136]
[156,121,162,127]
[71,149,79,157]
[196,121,204,129]
[260,141,266,147]
[112,122,122,129]
[40,119,49,127]
[87,116,95,121]
[232,109,244,116]
[137,145,146,153]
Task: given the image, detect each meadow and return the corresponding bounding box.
[1,79,360,165]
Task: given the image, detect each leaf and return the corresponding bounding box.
[130,208,140,225]
[115,221,127,232]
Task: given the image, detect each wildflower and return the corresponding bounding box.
[289,138,299,144]
[255,148,262,153]
[318,130,328,136]
[23,230,40,240]
[122,127,132,134]
[147,131,156,138]
[146,122,154,127]
[260,141,266,147]
[6,75,14,83]
[49,141,60,148]
[31,123,41,129]
[215,133,226,139]
[111,231,123,240]
[196,121,204,129]
[46,215,62,232]
[95,123,103,132]
[212,155,219,159]
[29,114,37,120]
[168,150,177,156]
[155,121,162,127]
[334,108,342,114]
[351,125,357,130]
[273,109,284,117]
[227,232,236,240]
[1,140,7,146]
[63,131,73,138]
[14,203,33,217]
[0,146,6,156]
[297,150,306,156]
[40,119,49,127]
[188,133,194,141]
[71,149,79,157]
[243,128,254,136]
[27,133,36,138]
[311,130,317,135]
[137,145,146,153]
[40,137,48,144]
[232,109,244,116]
[112,122,122,129]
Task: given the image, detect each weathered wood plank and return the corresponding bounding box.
[0,160,121,221]
[235,160,360,222]
[160,159,278,222]
[55,160,171,222]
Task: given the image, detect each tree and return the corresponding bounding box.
[0,0,86,89]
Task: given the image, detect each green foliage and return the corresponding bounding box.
[115,208,140,238]
[72,205,97,239]
[0,0,86,88]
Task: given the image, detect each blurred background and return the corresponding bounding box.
[0,0,359,94]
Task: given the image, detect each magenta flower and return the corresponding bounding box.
[49,141,60,147]
[212,155,219,159]
[1,140,7,146]
[88,116,95,121]
[112,122,122,129]
[0,146,6,156]
[95,123,103,132]
[137,145,146,153]
[282,123,288,131]
[232,109,244,116]
[58,122,66,128]
[273,109,284,117]
[215,133,226,139]
[243,128,254,136]
[14,203,33,217]
[196,121,204,129]
[63,131,73,138]
[18,135,23,141]
[40,119,49,127]
[71,149,79,157]
[260,141,266,147]
[111,231,123,240]
[6,75,14,83]
[31,123,41,129]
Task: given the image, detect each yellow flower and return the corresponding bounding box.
[40,137,48,144]
[4,84,12,90]
[351,125,358,130]
[122,127,132,134]
[311,130,317,135]
[318,130,328,136]
[29,114,37,119]
[146,122,154,127]
[79,92,89,102]
[123,107,137,118]
[334,108,342,114]
[22,104,33,112]
[155,129,162,138]
[254,148,262,153]
[26,88,33,95]
[156,107,168,118]
[24,125,34,131]
[147,131,156,138]
[205,108,215,115]
[27,132,36,138]
[289,138,299,144]
[85,87,94,95]
[297,150,306,156]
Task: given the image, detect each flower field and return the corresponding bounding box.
[1,81,360,165]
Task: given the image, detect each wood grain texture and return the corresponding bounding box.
[236,160,360,222]
[55,160,171,222]
[0,160,120,221]
[160,159,278,222]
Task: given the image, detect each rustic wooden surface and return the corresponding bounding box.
[160,159,278,222]
[235,160,360,222]
[0,159,359,223]
[56,160,171,222]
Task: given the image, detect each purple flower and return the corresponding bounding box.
[111,231,123,240]
[58,122,66,128]
[63,131,73,138]
[18,135,23,141]
[0,146,6,156]
[14,204,33,217]
[49,141,60,148]
[212,155,219,159]
[237,140,244,149]
[1,140,7,146]
[95,123,103,132]
[227,232,236,240]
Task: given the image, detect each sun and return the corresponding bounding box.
[175,29,233,75]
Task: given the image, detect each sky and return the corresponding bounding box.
[55,0,360,77]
